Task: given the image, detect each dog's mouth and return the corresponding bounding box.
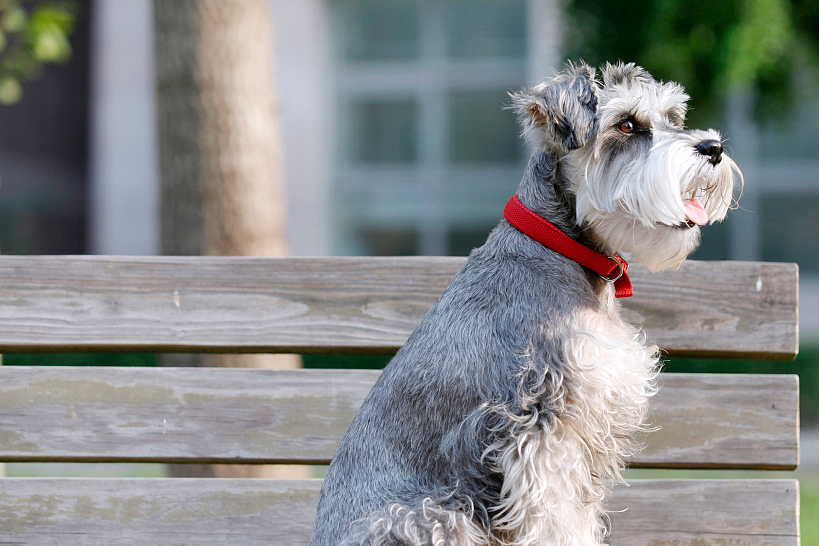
[683,198,709,225]
[661,198,708,230]
[671,219,698,230]
[660,218,699,230]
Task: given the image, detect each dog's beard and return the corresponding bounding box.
[583,213,702,272]
[568,133,740,272]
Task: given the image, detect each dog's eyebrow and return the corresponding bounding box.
[602,97,648,126]
[617,111,651,130]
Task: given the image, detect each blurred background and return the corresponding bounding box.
[0,0,816,537]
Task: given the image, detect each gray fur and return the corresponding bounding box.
[313,151,595,543]
[310,61,739,546]
[511,62,599,155]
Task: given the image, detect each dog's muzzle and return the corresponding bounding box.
[696,139,723,166]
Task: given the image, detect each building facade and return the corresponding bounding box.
[28,0,819,334]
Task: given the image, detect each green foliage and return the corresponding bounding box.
[0,0,77,105]
[2,352,158,367]
[564,0,818,125]
[722,0,793,85]
[303,353,393,370]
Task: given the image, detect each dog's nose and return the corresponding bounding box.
[695,140,723,165]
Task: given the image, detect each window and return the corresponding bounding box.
[448,225,496,256]
[360,227,419,256]
[446,0,527,59]
[689,222,729,261]
[448,89,524,164]
[339,1,419,61]
[761,195,819,272]
[349,99,418,164]
[333,0,528,256]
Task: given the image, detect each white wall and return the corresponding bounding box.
[270,0,333,256]
[527,0,562,84]
[89,0,159,255]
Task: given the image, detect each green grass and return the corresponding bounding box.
[803,478,819,544]
[5,462,165,478]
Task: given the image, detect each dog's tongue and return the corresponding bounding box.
[684,198,708,226]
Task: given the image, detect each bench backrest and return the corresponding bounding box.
[0,256,801,546]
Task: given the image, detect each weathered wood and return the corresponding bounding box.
[0,256,798,360]
[0,367,799,469]
[606,479,800,546]
[634,373,800,469]
[0,478,799,546]
[622,260,799,360]
[0,256,800,544]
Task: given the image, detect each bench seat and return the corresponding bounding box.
[0,256,801,545]
[0,478,799,546]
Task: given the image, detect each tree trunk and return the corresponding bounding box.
[154,0,304,479]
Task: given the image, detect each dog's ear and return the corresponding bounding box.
[511,62,598,156]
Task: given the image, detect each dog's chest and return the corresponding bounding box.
[552,306,657,438]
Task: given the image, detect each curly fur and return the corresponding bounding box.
[310,62,740,546]
[483,311,658,546]
[342,498,491,546]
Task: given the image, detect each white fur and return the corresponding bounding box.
[351,499,492,546]
[564,75,742,272]
[485,307,659,546]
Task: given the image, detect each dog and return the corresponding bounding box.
[310,62,741,546]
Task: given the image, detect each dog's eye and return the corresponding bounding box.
[618,120,637,134]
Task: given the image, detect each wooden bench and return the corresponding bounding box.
[0,255,801,545]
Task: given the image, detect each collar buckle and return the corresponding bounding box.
[601,254,625,283]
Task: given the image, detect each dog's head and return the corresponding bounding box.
[511,62,742,272]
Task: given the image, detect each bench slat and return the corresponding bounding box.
[0,478,799,546]
[0,256,798,360]
[0,368,798,469]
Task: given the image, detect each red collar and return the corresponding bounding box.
[503,195,633,298]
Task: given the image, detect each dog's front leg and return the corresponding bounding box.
[486,417,608,546]
[486,312,657,546]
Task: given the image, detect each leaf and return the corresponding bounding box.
[30,4,75,34]
[31,23,71,62]
[723,0,793,86]
[0,75,22,104]
[1,5,27,33]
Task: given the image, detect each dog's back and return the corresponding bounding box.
[310,199,598,545]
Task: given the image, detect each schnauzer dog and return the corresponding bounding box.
[310,62,741,546]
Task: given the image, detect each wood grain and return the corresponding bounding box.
[0,478,799,546]
[0,256,799,360]
[606,479,800,546]
[634,373,799,469]
[624,260,799,360]
[0,367,798,469]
